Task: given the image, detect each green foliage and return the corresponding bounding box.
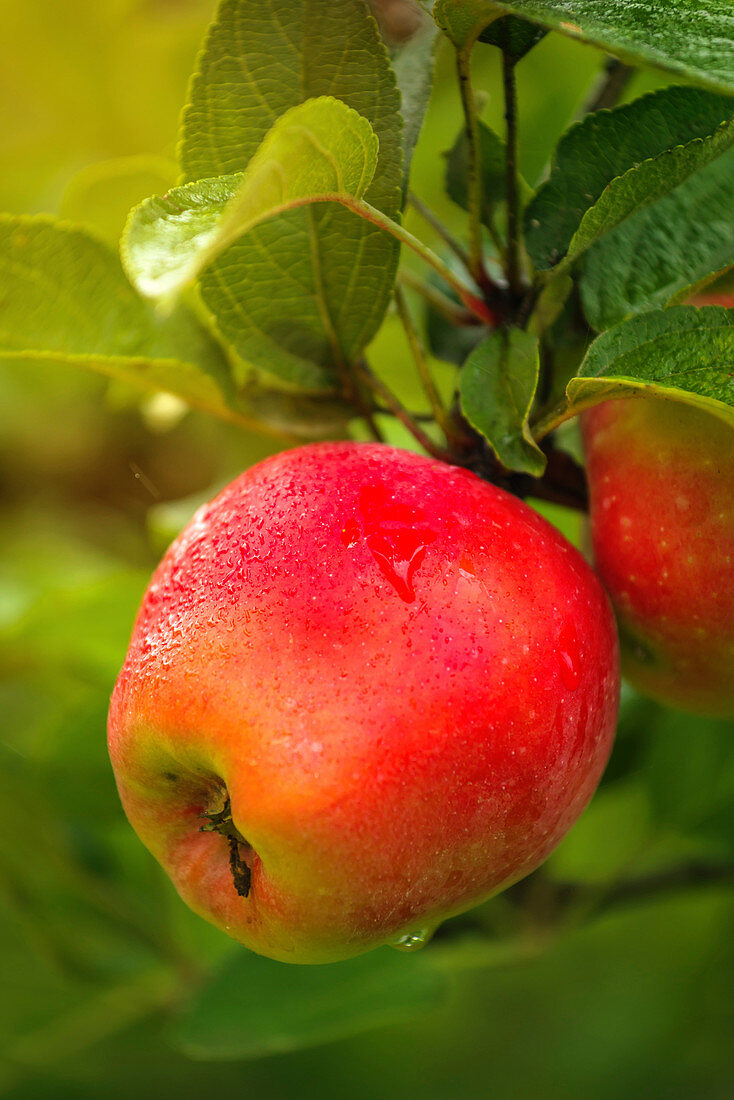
[170,947,446,1059]
[444,119,509,228]
[433,0,499,49]
[59,156,178,249]
[580,148,734,330]
[525,86,734,271]
[564,305,734,424]
[390,16,440,194]
[481,0,734,93]
[179,0,403,392]
[3,0,734,1092]
[460,329,545,475]
[123,98,379,302]
[0,216,234,413]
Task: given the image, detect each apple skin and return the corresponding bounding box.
[582,398,734,717]
[108,443,619,963]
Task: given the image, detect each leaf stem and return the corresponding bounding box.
[455,47,486,283]
[407,191,473,273]
[355,359,455,463]
[339,196,496,324]
[532,396,575,440]
[398,269,481,327]
[394,284,463,447]
[502,51,523,301]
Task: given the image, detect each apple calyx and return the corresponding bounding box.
[199,793,252,898]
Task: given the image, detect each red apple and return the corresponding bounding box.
[108,443,619,963]
[582,398,734,716]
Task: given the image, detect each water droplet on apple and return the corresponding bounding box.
[390,928,431,952]
[358,484,438,603]
[558,619,581,691]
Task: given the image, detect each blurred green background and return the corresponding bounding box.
[2,1,734,1097]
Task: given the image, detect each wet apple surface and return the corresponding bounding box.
[109,443,619,962]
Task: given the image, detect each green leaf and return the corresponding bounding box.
[123,98,379,301]
[445,120,507,228]
[642,708,734,850]
[169,946,446,1060]
[179,0,403,392]
[473,0,734,94]
[580,149,734,331]
[391,16,440,196]
[525,86,734,272]
[478,15,546,61]
[433,0,499,49]
[460,329,545,475]
[0,216,237,416]
[565,306,734,426]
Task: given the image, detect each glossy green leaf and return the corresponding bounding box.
[179,0,402,392]
[525,86,734,272]
[169,946,446,1060]
[580,149,734,331]
[0,216,235,415]
[565,306,734,426]
[475,0,734,93]
[433,0,499,48]
[123,98,378,301]
[460,328,545,475]
[478,15,546,61]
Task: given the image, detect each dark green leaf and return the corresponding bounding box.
[479,15,546,61]
[460,328,545,475]
[580,148,734,331]
[445,119,507,228]
[179,0,403,391]
[565,306,734,425]
[169,946,446,1060]
[525,86,734,271]
[477,0,734,94]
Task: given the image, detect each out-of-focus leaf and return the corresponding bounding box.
[169,946,446,1060]
[580,149,734,331]
[391,16,440,196]
[0,216,235,414]
[60,156,178,248]
[433,0,499,48]
[642,709,734,850]
[525,87,734,271]
[444,120,506,228]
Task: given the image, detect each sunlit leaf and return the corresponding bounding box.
[123,98,378,301]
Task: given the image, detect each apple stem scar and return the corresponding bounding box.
[199,794,252,897]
